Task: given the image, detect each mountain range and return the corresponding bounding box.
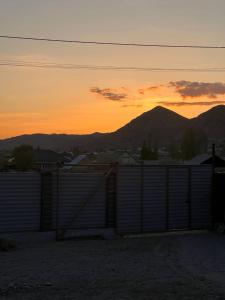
[1,105,225,151]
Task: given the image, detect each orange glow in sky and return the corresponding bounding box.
[1,67,224,139]
[1,1,225,139]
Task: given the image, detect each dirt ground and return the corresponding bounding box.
[1,232,225,299]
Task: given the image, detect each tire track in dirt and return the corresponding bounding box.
[149,235,225,299]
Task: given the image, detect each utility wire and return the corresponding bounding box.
[0,35,225,49]
[0,60,225,72]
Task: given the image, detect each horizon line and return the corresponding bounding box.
[1,104,224,140]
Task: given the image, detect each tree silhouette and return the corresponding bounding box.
[168,140,181,159]
[181,128,208,160]
[141,139,158,160]
[13,145,35,171]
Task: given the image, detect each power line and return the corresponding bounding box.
[0,59,225,72]
[0,35,225,49]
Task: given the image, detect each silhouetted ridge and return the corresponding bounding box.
[1,105,225,150]
[191,105,225,139]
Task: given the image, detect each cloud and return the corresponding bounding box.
[170,81,225,99]
[90,87,127,101]
[121,104,143,108]
[157,100,225,107]
[139,86,159,95]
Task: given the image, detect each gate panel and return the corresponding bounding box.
[117,166,141,234]
[116,165,213,235]
[168,168,189,230]
[143,167,167,232]
[0,172,41,232]
[213,173,225,224]
[191,166,212,229]
[56,172,106,230]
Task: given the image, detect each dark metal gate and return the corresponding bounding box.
[116,165,212,235]
[0,165,214,235]
[53,165,116,239]
[213,173,225,226]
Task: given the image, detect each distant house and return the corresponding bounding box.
[87,151,138,165]
[62,154,87,170]
[62,151,138,172]
[34,149,73,170]
[0,150,11,171]
[185,153,225,167]
[185,153,225,173]
[143,158,180,165]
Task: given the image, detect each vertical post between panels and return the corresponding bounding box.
[55,167,60,240]
[114,164,119,234]
[188,167,192,230]
[140,162,144,233]
[166,167,170,230]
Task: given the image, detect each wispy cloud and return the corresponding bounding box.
[138,86,159,95]
[170,81,225,99]
[90,81,225,106]
[157,100,225,107]
[121,104,143,108]
[90,87,128,101]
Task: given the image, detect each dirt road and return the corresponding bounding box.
[1,232,225,299]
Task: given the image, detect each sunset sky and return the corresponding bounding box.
[1,0,225,139]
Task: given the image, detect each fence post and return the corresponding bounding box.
[114,163,118,234]
[166,167,169,230]
[55,165,61,240]
[105,164,112,228]
[40,172,53,231]
[140,161,144,233]
[211,144,216,230]
[188,167,192,230]
[105,163,118,229]
[211,166,216,230]
[105,169,109,229]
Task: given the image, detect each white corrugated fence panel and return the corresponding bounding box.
[191,166,212,229]
[0,172,41,232]
[143,167,167,231]
[117,166,142,234]
[168,168,189,230]
[56,173,106,229]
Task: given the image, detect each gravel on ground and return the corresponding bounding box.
[1,232,225,299]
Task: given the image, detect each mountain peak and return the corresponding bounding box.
[207,104,225,112]
[211,104,225,109]
[151,105,166,111]
[192,104,225,139]
[197,104,225,119]
[144,105,187,120]
[114,104,189,146]
[150,105,173,113]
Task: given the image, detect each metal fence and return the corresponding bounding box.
[0,165,213,235]
[116,165,213,234]
[55,172,107,231]
[0,172,41,233]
